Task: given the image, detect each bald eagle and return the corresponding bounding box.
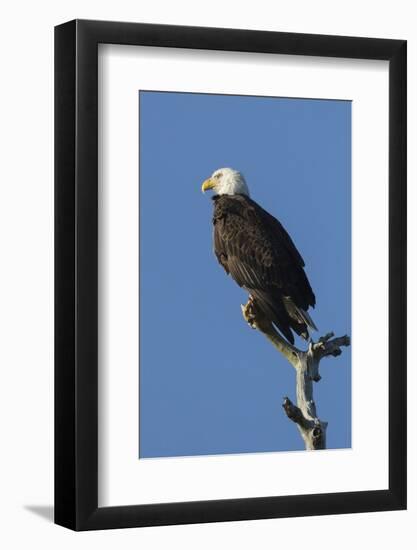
[202,167,317,345]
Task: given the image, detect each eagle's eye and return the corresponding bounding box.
[215,173,222,179]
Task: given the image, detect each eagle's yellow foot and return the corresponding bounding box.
[241,296,258,329]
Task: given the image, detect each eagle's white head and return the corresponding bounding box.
[201,167,250,197]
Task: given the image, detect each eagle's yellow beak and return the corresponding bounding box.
[201,178,215,193]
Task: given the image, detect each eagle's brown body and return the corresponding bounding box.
[211,193,316,344]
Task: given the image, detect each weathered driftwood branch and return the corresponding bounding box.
[241,296,350,450]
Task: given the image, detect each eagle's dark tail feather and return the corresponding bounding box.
[250,290,318,345]
[296,306,318,332]
[249,289,295,345]
[282,296,318,335]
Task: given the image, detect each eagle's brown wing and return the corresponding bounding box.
[212,194,316,343]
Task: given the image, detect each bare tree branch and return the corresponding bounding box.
[241,296,350,450]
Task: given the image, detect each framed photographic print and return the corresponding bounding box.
[55,19,406,530]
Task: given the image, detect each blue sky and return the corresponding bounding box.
[139,91,351,458]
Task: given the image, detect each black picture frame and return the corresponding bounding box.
[55,19,407,531]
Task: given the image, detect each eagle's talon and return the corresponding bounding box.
[241,302,256,327]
